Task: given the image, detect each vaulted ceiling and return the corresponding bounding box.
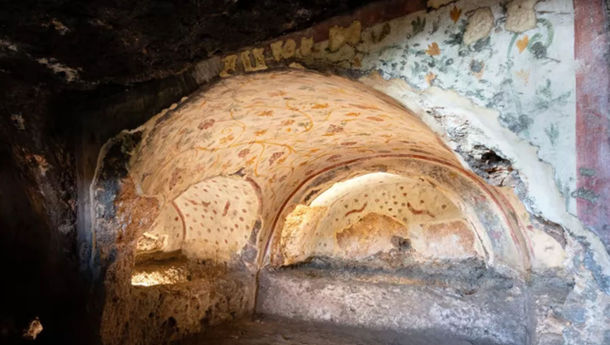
[127,70,532,273]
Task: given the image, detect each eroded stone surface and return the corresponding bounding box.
[178,315,502,345]
[131,259,190,286]
[335,213,408,259]
[257,264,527,345]
[127,271,253,345]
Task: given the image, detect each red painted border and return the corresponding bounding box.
[172,200,187,244]
[574,0,610,248]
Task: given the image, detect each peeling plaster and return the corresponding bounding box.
[357,0,577,216]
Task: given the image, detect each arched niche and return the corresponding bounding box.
[135,175,261,264]
[266,156,531,274]
[277,172,484,264]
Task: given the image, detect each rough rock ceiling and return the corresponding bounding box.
[0,0,376,84]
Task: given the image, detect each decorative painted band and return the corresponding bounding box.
[574,0,610,250]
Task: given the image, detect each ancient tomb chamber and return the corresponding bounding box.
[93,70,567,345]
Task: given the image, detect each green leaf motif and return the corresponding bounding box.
[544,123,559,145]
[411,17,426,36]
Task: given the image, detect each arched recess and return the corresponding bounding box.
[95,69,546,345]
[265,156,532,272]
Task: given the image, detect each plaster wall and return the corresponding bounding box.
[183,3,610,341]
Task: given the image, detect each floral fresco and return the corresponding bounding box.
[355,0,577,211]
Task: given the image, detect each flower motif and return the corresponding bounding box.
[425,72,436,85]
[268,152,284,166]
[198,119,215,130]
[515,69,529,85]
[516,35,529,53]
[450,6,462,23]
[426,42,440,56]
[238,149,250,158]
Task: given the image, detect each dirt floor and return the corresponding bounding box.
[175,315,504,345]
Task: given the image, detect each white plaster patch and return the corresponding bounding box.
[463,7,494,45]
[505,0,538,33]
[529,229,565,269]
